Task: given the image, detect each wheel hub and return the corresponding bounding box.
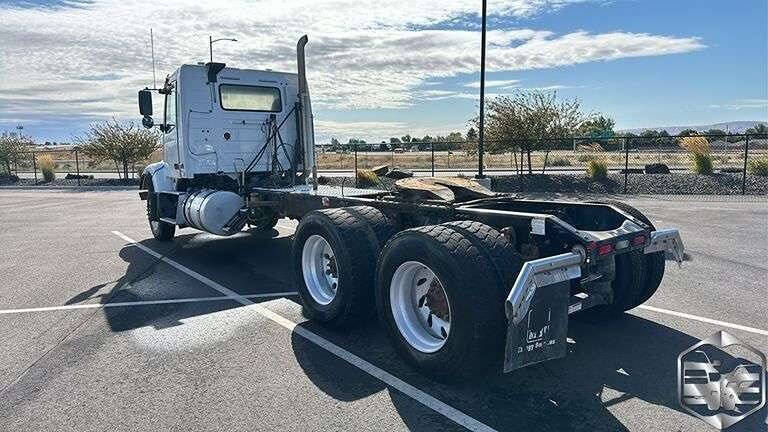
[302,235,339,305]
[390,261,451,353]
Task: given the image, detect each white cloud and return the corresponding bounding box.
[464,80,521,88]
[314,119,464,143]
[708,99,768,110]
[0,0,704,138]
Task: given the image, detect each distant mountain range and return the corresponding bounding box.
[619,121,767,135]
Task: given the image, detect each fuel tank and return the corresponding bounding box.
[182,189,245,236]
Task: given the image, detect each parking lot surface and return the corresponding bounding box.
[1,189,766,431]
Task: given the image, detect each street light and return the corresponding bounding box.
[209,36,238,63]
[476,0,487,179]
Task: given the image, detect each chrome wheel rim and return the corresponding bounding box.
[301,234,339,305]
[390,261,451,353]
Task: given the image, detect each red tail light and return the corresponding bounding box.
[597,243,613,256]
[632,235,646,246]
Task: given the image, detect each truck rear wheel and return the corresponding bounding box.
[293,207,391,328]
[375,223,510,381]
[146,179,175,241]
[593,199,665,306]
[575,200,665,321]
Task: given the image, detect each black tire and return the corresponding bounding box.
[146,179,175,241]
[593,199,665,306]
[574,200,664,321]
[572,250,645,321]
[375,224,509,381]
[441,220,524,296]
[293,208,380,328]
[344,206,398,248]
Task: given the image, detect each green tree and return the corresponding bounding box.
[466,127,478,141]
[579,114,615,138]
[703,129,727,139]
[678,129,699,137]
[472,90,585,173]
[746,123,768,136]
[401,134,412,143]
[76,119,160,180]
[0,134,33,175]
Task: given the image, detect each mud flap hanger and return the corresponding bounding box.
[644,229,685,267]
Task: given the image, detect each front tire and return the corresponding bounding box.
[146,179,175,241]
[376,223,512,381]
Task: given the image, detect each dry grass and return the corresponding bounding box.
[748,157,768,176]
[38,154,56,182]
[586,160,608,179]
[679,136,710,155]
[690,153,714,174]
[355,169,380,187]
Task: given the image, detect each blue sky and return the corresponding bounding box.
[0,0,766,142]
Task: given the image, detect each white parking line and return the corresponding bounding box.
[111,231,498,432]
[0,292,298,315]
[636,305,768,336]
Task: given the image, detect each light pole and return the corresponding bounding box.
[209,36,238,63]
[476,0,487,179]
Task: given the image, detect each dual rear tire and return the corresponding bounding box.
[293,209,520,380]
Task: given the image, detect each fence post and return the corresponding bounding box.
[74,147,81,186]
[430,142,435,176]
[742,134,749,195]
[354,144,358,188]
[623,137,629,194]
[32,152,37,183]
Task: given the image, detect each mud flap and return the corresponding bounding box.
[504,252,582,373]
[504,280,571,371]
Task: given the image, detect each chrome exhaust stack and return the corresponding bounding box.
[297,35,317,190]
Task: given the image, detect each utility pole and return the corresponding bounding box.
[209,36,237,63]
[476,0,487,179]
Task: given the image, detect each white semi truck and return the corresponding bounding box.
[137,36,685,381]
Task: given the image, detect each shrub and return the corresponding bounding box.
[38,154,56,182]
[680,136,713,175]
[586,160,608,179]
[549,157,572,166]
[577,154,594,163]
[355,169,380,187]
[679,136,710,154]
[691,152,713,175]
[748,157,768,176]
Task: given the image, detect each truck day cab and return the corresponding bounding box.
[137,36,685,381]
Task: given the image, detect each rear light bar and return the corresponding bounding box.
[632,235,646,246]
[597,243,613,256]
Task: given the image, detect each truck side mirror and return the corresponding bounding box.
[138,90,153,116]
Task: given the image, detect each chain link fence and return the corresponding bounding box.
[322,133,767,194]
[10,147,162,185]
[10,134,767,193]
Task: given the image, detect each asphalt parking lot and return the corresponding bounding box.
[1,189,766,431]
